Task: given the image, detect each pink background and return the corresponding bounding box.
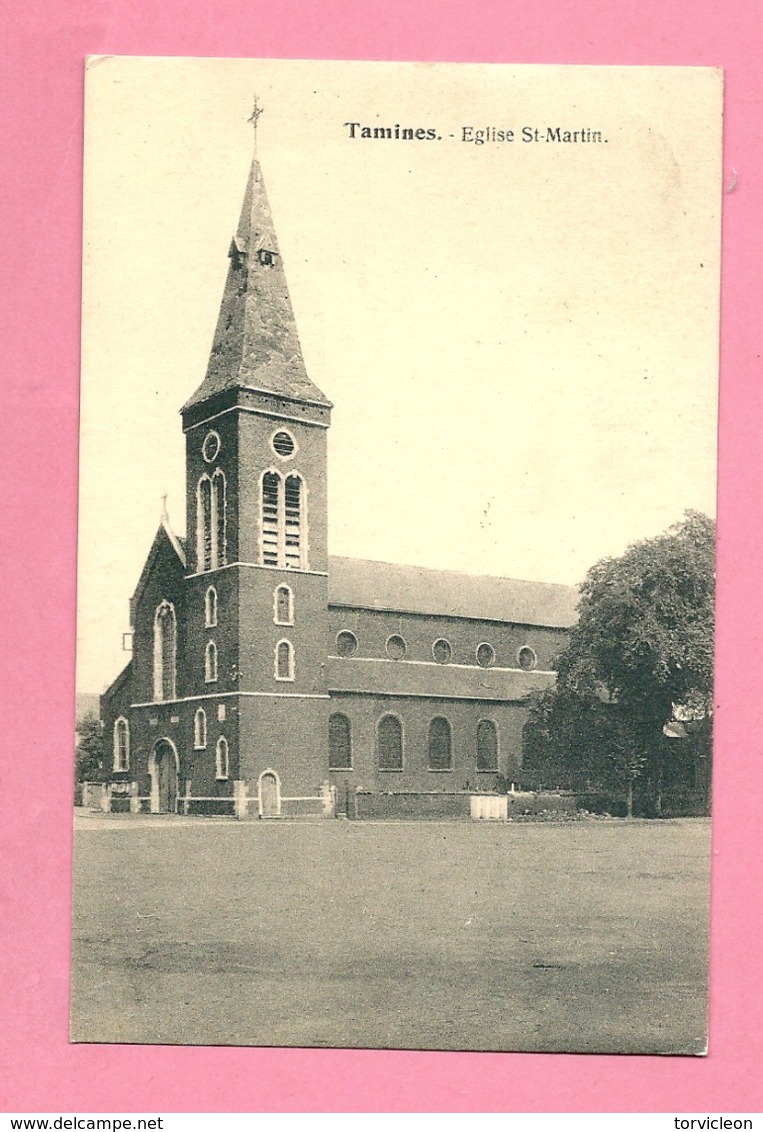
[2,0,762,1114]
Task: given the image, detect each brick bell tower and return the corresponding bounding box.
[180,107,332,817]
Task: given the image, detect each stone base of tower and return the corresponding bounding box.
[231,778,332,820]
[234,696,332,819]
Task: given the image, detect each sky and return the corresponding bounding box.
[78,58,722,693]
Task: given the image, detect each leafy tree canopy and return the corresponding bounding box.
[526,512,715,813]
[558,510,715,728]
[76,710,105,783]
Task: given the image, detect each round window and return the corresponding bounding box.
[272,430,296,458]
[432,638,452,664]
[336,631,358,658]
[517,646,537,671]
[476,642,496,669]
[202,431,221,463]
[386,634,407,661]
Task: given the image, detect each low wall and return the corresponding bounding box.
[355,789,586,821]
[355,791,471,820]
[280,797,326,818]
[186,798,236,817]
[78,781,107,810]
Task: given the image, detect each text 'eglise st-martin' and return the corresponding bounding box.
[343,122,607,144]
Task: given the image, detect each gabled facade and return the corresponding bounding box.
[100,137,578,818]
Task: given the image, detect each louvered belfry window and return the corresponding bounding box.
[261,471,306,569]
[284,475,302,568]
[261,473,280,566]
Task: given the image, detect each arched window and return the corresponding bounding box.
[215,736,229,780]
[274,584,294,625]
[261,471,280,567]
[196,475,212,572]
[205,640,218,683]
[153,601,176,702]
[205,585,218,628]
[212,469,227,567]
[275,639,294,681]
[428,717,452,771]
[377,714,403,770]
[260,470,308,569]
[196,471,226,571]
[329,713,352,769]
[477,720,499,772]
[113,717,130,772]
[284,474,303,568]
[194,708,207,749]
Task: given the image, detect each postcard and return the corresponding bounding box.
[73,57,722,1053]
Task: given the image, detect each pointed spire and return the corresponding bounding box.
[183,107,329,411]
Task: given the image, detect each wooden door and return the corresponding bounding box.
[260,772,279,818]
[156,743,178,813]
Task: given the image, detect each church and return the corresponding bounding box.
[100,133,579,819]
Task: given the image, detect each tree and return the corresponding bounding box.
[523,683,612,791]
[529,511,715,814]
[605,725,646,818]
[75,710,105,785]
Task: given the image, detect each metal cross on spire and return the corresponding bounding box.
[160,492,169,524]
[248,95,264,152]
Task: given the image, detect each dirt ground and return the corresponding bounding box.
[70,816,710,1053]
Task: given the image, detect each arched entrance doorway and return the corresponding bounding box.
[150,739,179,814]
[259,770,280,818]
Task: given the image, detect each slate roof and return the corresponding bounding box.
[183,155,330,411]
[129,521,186,618]
[100,660,134,706]
[327,556,578,629]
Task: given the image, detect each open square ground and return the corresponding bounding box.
[71,817,710,1053]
